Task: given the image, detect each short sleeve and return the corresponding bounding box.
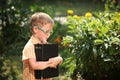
[22,44,36,61]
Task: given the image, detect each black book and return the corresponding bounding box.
[34,44,59,79]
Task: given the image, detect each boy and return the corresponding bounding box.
[22,12,63,80]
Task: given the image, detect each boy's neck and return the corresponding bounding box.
[32,35,48,44]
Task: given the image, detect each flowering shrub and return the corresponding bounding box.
[62,11,120,80]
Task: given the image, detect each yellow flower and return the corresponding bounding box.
[67,10,74,15]
[73,15,80,19]
[85,12,92,18]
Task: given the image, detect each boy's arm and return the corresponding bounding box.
[28,58,52,70]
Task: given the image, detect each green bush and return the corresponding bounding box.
[0,0,57,79]
[62,11,120,80]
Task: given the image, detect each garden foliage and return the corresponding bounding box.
[0,0,31,79]
[0,0,57,79]
[62,11,120,80]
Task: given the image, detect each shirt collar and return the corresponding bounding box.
[31,35,41,44]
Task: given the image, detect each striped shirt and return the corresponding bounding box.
[22,36,51,80]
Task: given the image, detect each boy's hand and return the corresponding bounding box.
[49,56,63,68]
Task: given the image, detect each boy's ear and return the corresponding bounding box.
[33,26,38,33]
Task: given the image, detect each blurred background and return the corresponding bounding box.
[0,0,120,80]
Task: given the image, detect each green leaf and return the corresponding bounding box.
[94,39,104,45]
[101,26,109,34]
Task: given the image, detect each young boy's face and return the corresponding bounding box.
[34,23,53,43]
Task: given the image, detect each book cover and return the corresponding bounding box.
[34,44,59,79]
